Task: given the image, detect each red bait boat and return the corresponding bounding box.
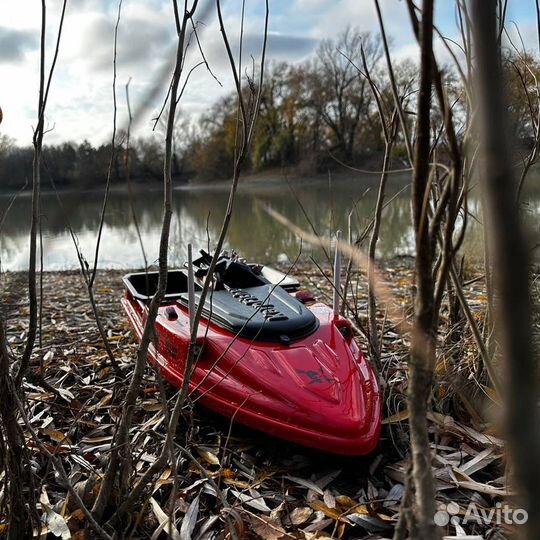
[122,251,381,455]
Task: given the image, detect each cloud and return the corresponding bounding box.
[266,33,319,59]
[203,32,318,71]
[2,0,538,147]
[62,8,175,74]
[0,27,38,63]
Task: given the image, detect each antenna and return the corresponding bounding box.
[333,231,341,317]
[187,243,195,334]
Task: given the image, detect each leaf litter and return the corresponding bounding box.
[0,259,517,539]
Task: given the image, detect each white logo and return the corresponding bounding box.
[434,502,460,526]
[434,502,528,527]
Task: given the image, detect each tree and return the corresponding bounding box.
[189,94,236,181]
[504,51,540,144]
[307,27,383,162]
[135,137,163,181]
[253,62,311,168]
[0,134,14,158]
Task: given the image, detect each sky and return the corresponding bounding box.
[0,0,538,147]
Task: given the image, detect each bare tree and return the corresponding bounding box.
[309,27,383,161]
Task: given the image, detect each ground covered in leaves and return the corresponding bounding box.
[0,259,512,539]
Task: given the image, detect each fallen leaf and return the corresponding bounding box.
[43,427,71,445]
[308,500,347,522]
[41,503,71,540]
[231,489,271,512]
[250,514,288,540]
[285,476,324,495]
[288,506,313,525]
[149,497,181,540]
[180,495,200,540]
[196,447,220,466]
[382,409,409,424]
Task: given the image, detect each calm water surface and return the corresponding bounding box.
[1,174,539,271]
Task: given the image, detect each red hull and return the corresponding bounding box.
[122,291,381,455]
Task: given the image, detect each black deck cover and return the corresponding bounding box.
[179,284,318,343]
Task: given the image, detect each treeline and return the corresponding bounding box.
[184,27,540,180]
[0,136,187,191]
[0,27,538,190]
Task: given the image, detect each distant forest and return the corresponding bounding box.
[0,27,538,191]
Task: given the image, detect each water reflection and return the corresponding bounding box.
[1,173,537,271]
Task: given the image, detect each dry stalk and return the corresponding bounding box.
[78,0,124,376]
[12,390,113,540]
[405,2,439,537]
[94,2,269,531]
[92,0,199,523]
[17,0,68,385]
[472,3,540,537]
[0,317,35,537]
[373,0,413,165]
[0,2,67,536]
[263,205,412,338]
[173,0,269,416]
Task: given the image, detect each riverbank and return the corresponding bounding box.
[186,161,411,191]
[0,261,510,539]
[0,162,412,198]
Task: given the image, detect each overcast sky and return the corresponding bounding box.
[0,0,537,147]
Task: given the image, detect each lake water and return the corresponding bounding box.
[0,173,538,271]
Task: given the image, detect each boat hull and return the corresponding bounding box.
[122,292,381,455]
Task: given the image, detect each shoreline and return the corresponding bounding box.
[0,166,412,198]
[0,255,419,276]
